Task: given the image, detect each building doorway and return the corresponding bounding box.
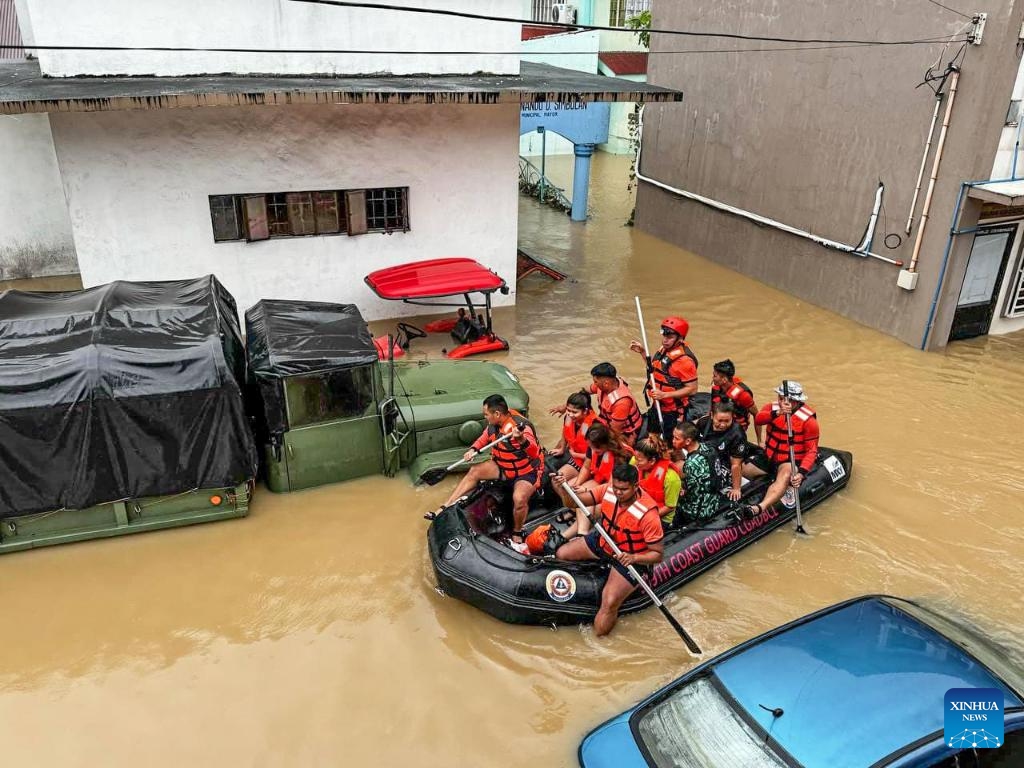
[949,224,1018,341]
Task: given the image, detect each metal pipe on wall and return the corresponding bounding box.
[633,107,903,266]
[908,69,960,273]
[906,92,943,235]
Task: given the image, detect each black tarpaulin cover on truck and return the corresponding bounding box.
[245,299,377,437]
[0,275,258,518]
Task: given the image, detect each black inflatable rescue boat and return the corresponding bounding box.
[427,447,853,626]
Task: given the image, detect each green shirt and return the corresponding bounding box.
[629,457,682,523]
[677,443,720,522]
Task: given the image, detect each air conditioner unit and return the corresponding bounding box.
[552,3,577,24]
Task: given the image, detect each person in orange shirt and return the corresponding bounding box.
[556,422,633,538]
[629,316,698,442]
[431,394,542,554]
[588,362,644,445]
[553,463,664,636]
[546,390,597,484]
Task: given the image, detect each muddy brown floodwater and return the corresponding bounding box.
[1,154,1022,767]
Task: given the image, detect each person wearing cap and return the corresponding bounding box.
[710,359,761,445]
[743,381,819,517]
[629,316,698,443]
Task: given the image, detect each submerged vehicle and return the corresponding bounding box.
[0,276,258,553]
[428,442,853,625]
[579,595,1024,767]
[245,299,528,491]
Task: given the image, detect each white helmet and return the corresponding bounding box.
[775,380,807,401]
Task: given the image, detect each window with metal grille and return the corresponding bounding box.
[365,187,409,233]
[208,187,408,242]
[610,0,650,25]
[1005,248,1024,317]
[531,0,554,22]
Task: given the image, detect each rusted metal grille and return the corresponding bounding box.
[0,0,25,62]
[208,187,408,242]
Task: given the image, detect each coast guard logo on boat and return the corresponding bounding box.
[545,570,577,603]
[945,688,1003,749]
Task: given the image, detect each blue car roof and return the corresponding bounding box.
[712,597,1024,767]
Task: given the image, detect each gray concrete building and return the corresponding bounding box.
[636,0,1024,349]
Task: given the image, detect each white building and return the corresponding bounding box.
[1,0,676,316]
[0,0,75,280]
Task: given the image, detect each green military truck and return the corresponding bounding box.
[245,300,529,491]
[0,276,258,554]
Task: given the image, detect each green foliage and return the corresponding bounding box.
[626,10,651,49]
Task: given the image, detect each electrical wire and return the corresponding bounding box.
[0,39,972,57]
[289,0,979,48]
[923,0,975,21]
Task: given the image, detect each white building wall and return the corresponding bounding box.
[991,55,1024,180]
[0,114,77,279]
[984,56,1024,336]
[519,30,600,156]
[48,103,520,319]
[20,0,520,77]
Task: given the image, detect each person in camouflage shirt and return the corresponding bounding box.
[671,421,720,527]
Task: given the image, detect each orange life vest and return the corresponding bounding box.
[712,376,755,429]
[763,404,817,466]
[562,411,597,457]
[650,342,699,412]
[589,448,618,485]
[487,410,541,480]
[638,458,677,507]
[597,487,661,555]
[598,379,644,436]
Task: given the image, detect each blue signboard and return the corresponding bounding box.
[519,101,610,145]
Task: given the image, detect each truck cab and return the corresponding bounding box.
[246,300,529,492]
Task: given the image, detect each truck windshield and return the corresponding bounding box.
[635,676,789,768]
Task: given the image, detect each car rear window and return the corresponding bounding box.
[635,676,789,768]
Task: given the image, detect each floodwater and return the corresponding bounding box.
[1,154,1023,766]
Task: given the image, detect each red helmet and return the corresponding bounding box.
[526,524,553,555]
[660,316,690,339]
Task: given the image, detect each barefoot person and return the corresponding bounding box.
[553,464,664,636]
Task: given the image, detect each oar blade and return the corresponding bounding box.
[660,604,702,656]
[417,467,450,486]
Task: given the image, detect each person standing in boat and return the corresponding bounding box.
[672,421,721,527]
[710,359,761,444]
[557,422,633,538]
[630,435,681,525]
[432,394,542,554]
[695,401,748,502]
[629,316,698,442]
[553,464,664,637]
[743,381,819,518]
[551,362,644,446]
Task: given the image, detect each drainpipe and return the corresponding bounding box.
[1013,114,1024,179]
[906,91,943,235]
[633,107,903,266]
[907,69,960,274]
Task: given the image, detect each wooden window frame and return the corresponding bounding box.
[210,187,408,242]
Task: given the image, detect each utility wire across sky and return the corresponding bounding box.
[289,0,977,48]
